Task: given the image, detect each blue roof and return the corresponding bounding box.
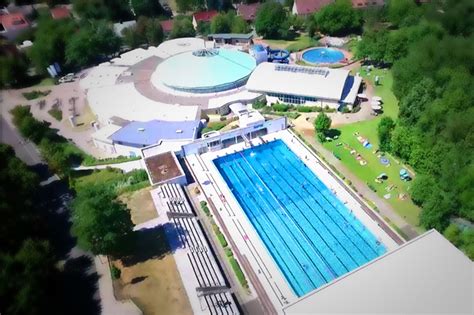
[110,120,200,147]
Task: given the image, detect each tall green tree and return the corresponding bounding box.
[377,117,395,152]
[170,18,195,39]
[28,18,76,74]
[255,2,288,39]
[0,239,58,315]
[313,0,361,36]
[66,21,121,67]
[71,184,133,255]
[314,112,332,142]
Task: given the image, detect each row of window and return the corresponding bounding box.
[267,92,318,105]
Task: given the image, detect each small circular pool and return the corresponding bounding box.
[302,47,345,64]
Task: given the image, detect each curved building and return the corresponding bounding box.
[152,48,256,94]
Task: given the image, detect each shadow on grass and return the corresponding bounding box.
[326,129,342,138]
[119,226,172,267]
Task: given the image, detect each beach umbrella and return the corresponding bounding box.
[357,93,367,99]
[371,104,381,110]
[371,100,381,106]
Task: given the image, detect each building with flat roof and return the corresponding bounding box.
[207,33,253,47]
[143,151,186,186]
[246,62,362,109]
[92,119,200,156]
[284,229,473,314]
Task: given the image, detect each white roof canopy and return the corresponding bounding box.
[284,230,473,314]
[246,63,360,103]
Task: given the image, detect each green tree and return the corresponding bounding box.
[0,54,28,88]
[131,0,166,17]
[255,2,288,39]
[197,21,211,36]
[313,0,361,36]
[377,117,395,152]
[387,0,420,27]
[443,224,461,246]
[66,21,121,67]
[71,184,134,255]
[314,112,332,142]
[73,0,109,20]
[28,18,76,74]
[0,239,58,315]
[170,18,195,39]
[211,13,231,33]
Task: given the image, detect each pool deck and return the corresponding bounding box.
[185,129,402,313]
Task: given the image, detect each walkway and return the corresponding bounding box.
[290,127,419,240]
[95,255,142,315]
[73,159,145,173]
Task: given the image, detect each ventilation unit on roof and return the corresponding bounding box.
[138,128,145,132]
[176,129,183,133]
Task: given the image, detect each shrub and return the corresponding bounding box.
[228,257,248,288]
[224,247,233,257]
[271,103,290,112]
[252,99,267,109]
[82,155,141,166]
[212,224,228,247]
[219,116,227,121]
[48,108,63,121]
[200,200,207,207]
[111,265,121,279]
[22,90,51,100]
[202,205,211,216]
[271,111,300,119]
[367,182,377,192]
[296,106,318,113]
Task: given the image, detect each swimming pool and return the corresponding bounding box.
[214,140,386,297]
[302,47,345,64]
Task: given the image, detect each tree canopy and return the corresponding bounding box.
[71,184,134,255]
[314,112,332,142]
[122,17,164,48]
[313,0,362,36]
[362,0,474,235]
[210,12,250,34]
[170,17,196,39]
[255,2,289,39]
[66,21,121,67]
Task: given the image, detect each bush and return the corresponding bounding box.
[48,108,63,121]
[224,247,233,257]
[367,182,377,192]
[212,224,228,247]
[297,106,319,113]
[252,99,267,109]
[111,265,121,279]
[228,257,248,288]
[202,205,211,216]
[22,90,51,100]
[271,111,301,119]
[271,103,290,112]
[200,200,207,207]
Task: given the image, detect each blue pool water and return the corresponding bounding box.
[302,47,345,64]
[214,140,386,297]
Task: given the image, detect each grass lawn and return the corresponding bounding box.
[322,68,422,228]
[34,77,56,87]
[265,35,317,52]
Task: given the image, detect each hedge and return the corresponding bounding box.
[224,247,233,257]
[229,257,248,288]
[22,90,51,100]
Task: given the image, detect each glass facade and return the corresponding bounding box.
[268,92,318,105]
[165,75,250,94]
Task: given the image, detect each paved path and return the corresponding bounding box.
[73,159,145,172]
[95,256,142,315]
[291,127,419,240]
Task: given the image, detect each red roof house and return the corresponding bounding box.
[292,0,334,16]
[237,3,261,21]
[352,0,385,8]
[192,10,218,29]
[0,13,30,40]
[50,7,71,20]
[160,19,174,34]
